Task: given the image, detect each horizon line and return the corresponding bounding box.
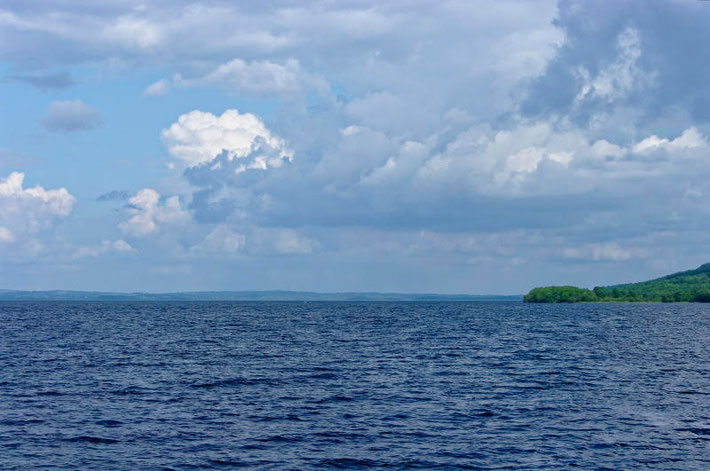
[0,288,523,301]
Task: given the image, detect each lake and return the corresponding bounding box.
[1,301,709,469]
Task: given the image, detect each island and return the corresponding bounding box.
[524,263,710,303]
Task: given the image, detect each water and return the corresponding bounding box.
[1,301,709,469]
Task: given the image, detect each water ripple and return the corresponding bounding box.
[1,301,710,469]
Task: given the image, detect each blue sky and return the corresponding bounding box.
[2,0,710,294]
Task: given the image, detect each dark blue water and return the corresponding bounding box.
[1,302,710,469]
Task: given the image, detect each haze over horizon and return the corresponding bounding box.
[2,0,710,294]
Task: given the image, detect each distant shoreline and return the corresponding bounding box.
[0,290,522,302]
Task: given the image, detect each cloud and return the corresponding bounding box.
[142,78,169,96]
[563,242,648,262]
[175,58,323,95]
[111,239,137,253]
[0,1,560,91]
[161,109,293,167]
[632,127,705,154]
[119,188,189,237]
[229,227,320,255]
[523,0,710,127]
[573,27,650,107]
[182,225,319,259]
[412,121,588,196]
[96,190,131,202]
[6,70,74,89]
[72,239,138,259]
[360,139,433,186]
[0,171,75,242]
[102,15,163,51]
[189,225,245,256]
[273,229,319,254]
[418,123,708,197]
[40,100,102,132]
[0,226,13,243]
[344,91,433,137]
[7,1,710,292]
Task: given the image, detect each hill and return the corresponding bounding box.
[524,263,710,303]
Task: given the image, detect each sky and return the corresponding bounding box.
[1,0,710,294]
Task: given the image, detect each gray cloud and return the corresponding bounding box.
[34,1,703,241]
[523,0,710,128]
[6,0,710,291]
[96,190,130,202]
[41,100,102,132]
[5,70,74,89]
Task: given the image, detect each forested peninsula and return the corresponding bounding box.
[524,263,710,303]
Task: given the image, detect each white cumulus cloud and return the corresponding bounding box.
[632,127,706,154]
[161,109,293,167]
[0,172,75,241]
[120,188,189,237]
